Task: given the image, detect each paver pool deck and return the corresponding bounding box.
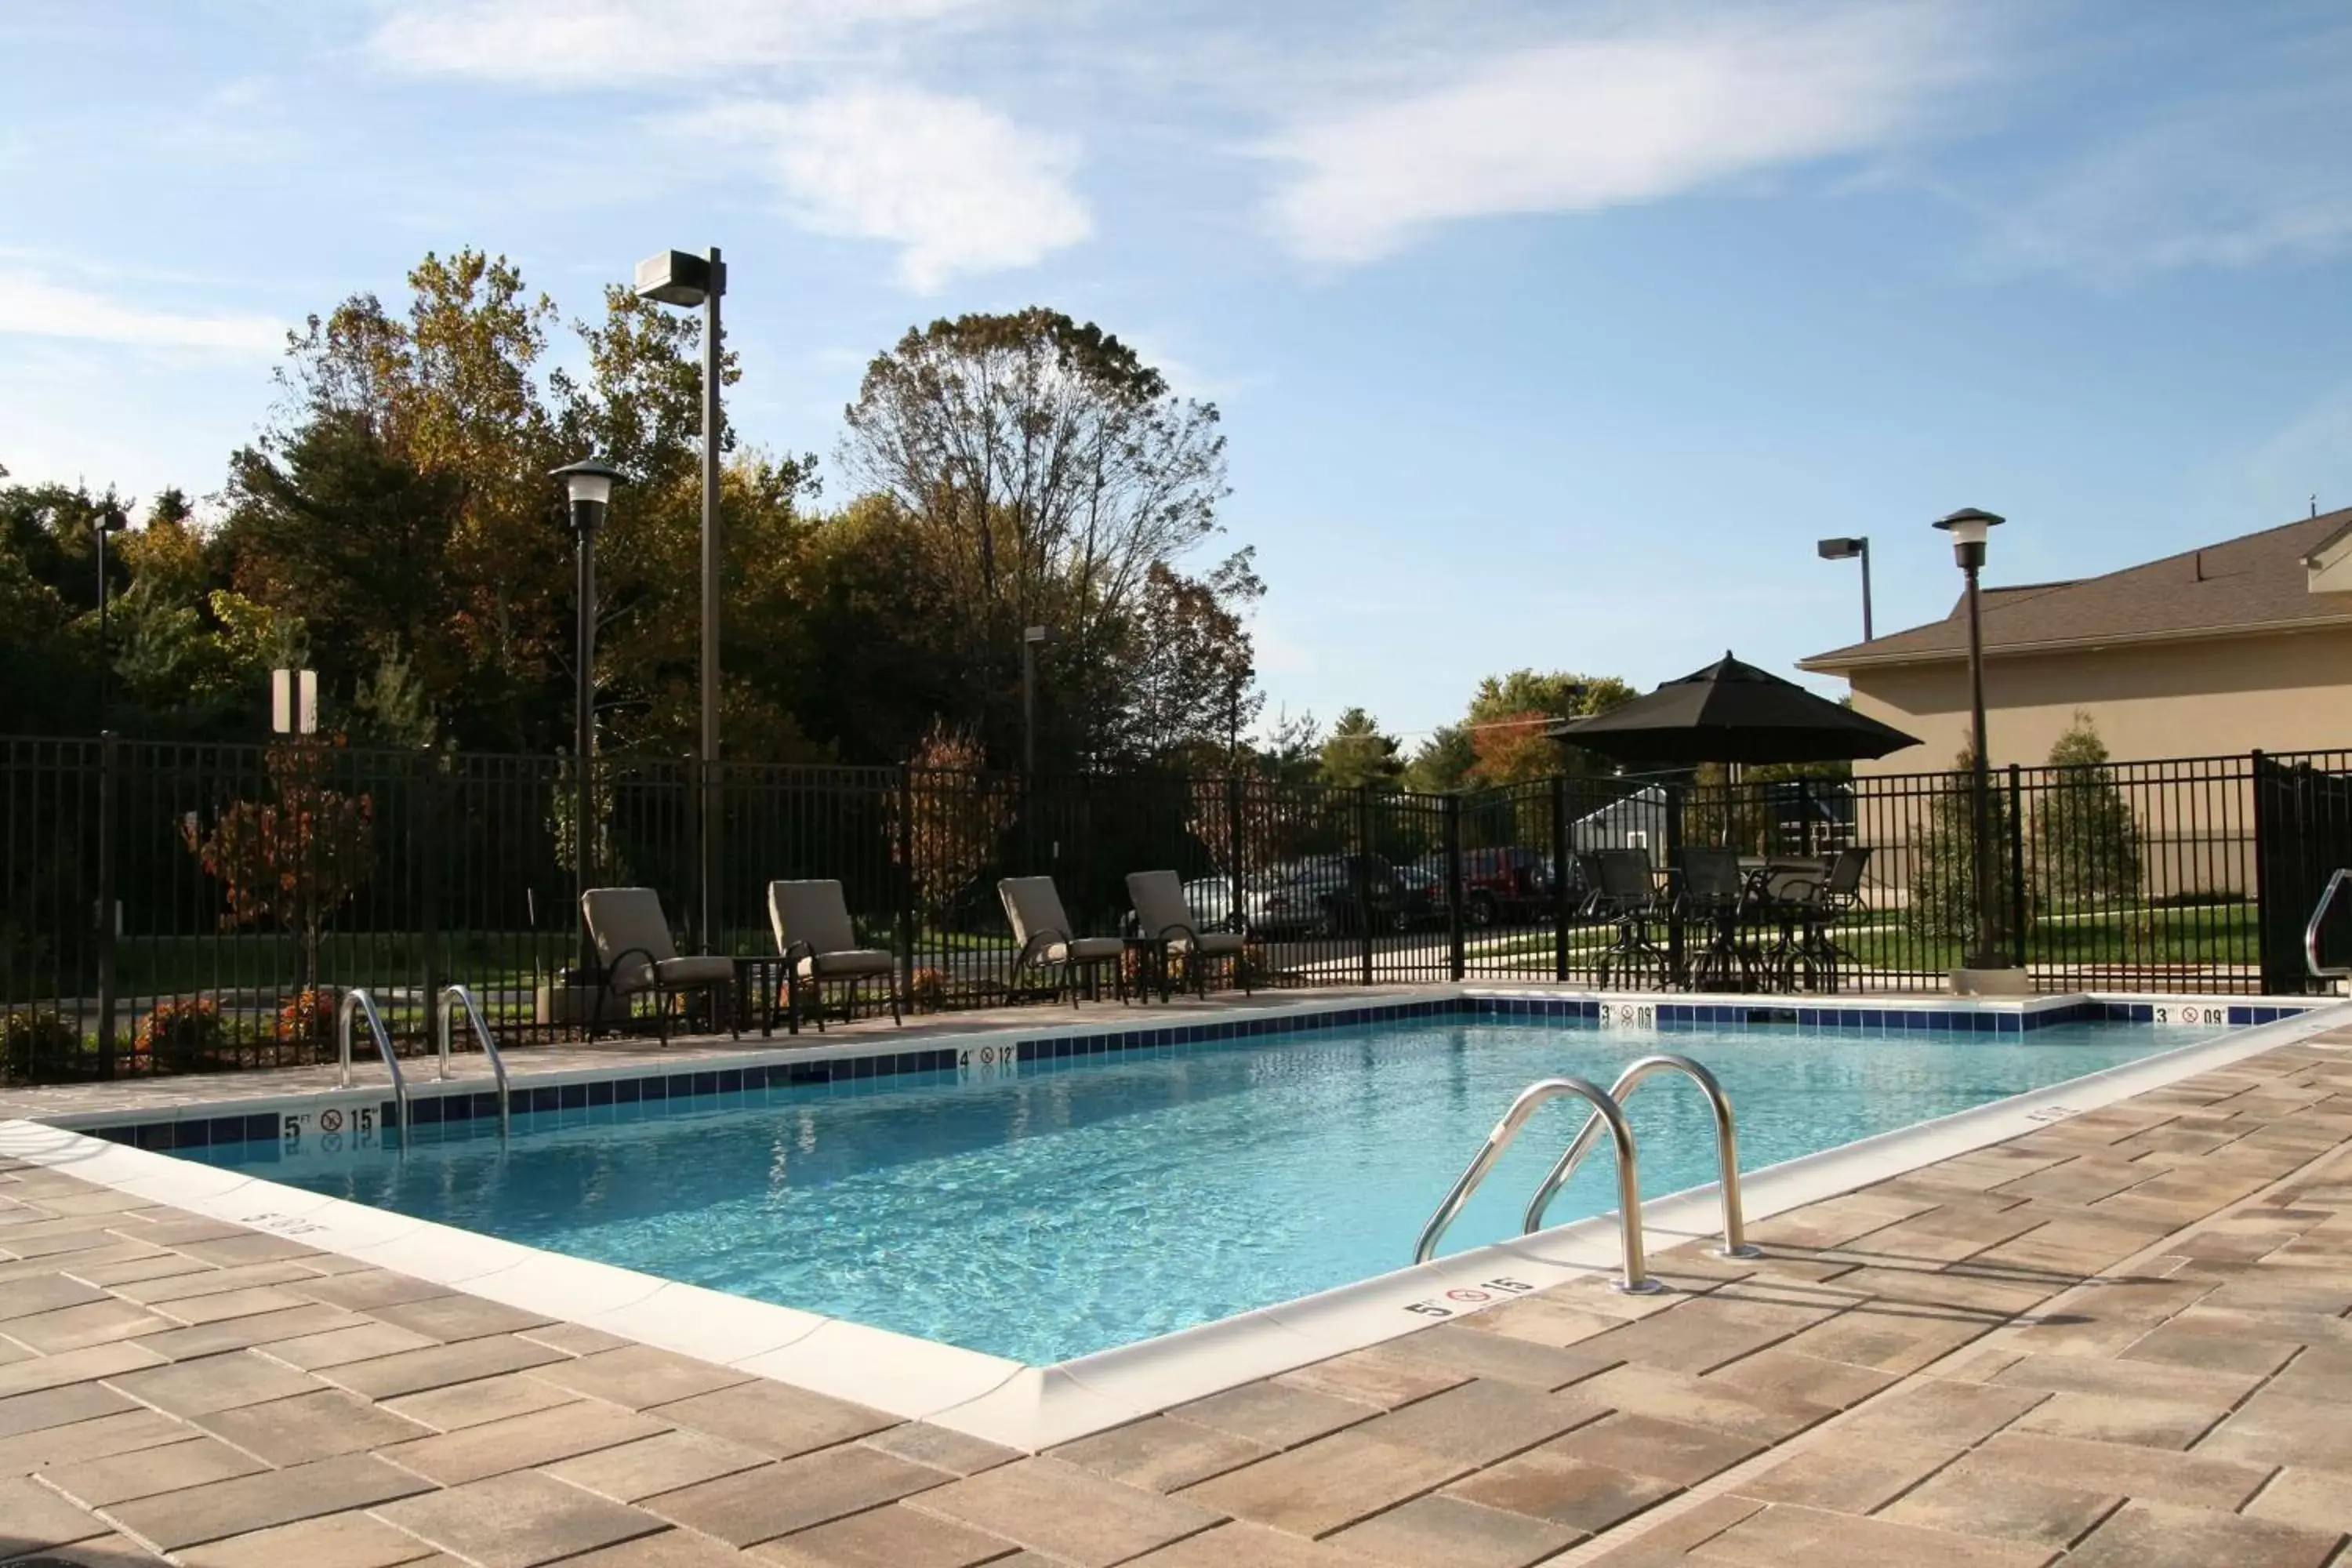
[1,1012,2349,1566]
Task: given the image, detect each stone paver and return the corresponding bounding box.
[2064,1497,2343,1568]
[106,1453,434,1552]
[752,1502,1018,1567]
[1327,1493,1578,1567]
[915,1455,1224,1565]
[0,1011,2347,1566]
[382,1399,670,1484]
[176,1510,445,1568]
[547,1428,775,1504]
[645,1444,951,1547]
[378,1470,667,1568]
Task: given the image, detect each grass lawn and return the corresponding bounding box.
[1461,901,2259,976]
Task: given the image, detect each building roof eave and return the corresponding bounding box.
[1798,612,2352,674]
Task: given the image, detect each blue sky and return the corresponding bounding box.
[5,1,2351,746]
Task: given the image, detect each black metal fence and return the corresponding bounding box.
[2,736,2342,1081]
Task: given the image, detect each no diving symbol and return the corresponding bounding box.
[319,1109,344,1133]
[1445,1288,1493,1304]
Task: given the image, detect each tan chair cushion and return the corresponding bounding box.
[1041,935,1125,964]
[1169,930,1245,956]
[655,956,735,987]
[1126,869,1189,937]
[796,949,895,980]
[581,887,679,993]
[769,880,860,959]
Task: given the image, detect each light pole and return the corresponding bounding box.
[634,247,725,952]
[554,458,623,978]
[1816,535,1872,642]
[95,500,128,731]
[1022,625,1056,777]
[1933,506,2010,978]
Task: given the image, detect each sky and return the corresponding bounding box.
[5,0,2352,748]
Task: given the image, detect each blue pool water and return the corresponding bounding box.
[188,1015,2225,1363]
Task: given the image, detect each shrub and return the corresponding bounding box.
[909,967,949,1012]
[134,998,228,1069]
[275,986,338,1053]
[1,1011,82,1082]
[2034,713,2141,908]
[1909,744,2036,946]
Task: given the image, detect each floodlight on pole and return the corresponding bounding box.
[635,246,727,952]
[1931,506,2010,979]
[95,501,128,733]
[1022,625,1058,778]
[1815,535,1873,642]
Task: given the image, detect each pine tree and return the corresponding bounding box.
[2034,713,2140,908]
[1909,743,2033,944]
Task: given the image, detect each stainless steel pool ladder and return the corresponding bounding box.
[1414,1076,1661,1292]
[1414,1054,1758,1290]
[438,985,512,1139]
[1525,1054,1759,1260]
[2304,868,2352,979]
[336,988,409,1150]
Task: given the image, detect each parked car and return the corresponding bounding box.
[1248,854,1442,938]
[1123,877,1247,935]
[1457,846,1554,927]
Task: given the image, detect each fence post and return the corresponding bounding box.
[1664,783,1686,987]
[94,731,118,1075]
[1225,773,1244,946]
[418,747,441,1044]
[1443,793,1465,982]
[2007,763,2028,971]
[2249,749,2280,993]
[1356,786,1375,985]
[896,768,916,1002]
[1551,775,1571,982]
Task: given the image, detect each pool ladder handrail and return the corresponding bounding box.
[336,988,409,1150]
[1414,1076,1661,1293]
[438,984,511,1139]
[2304,867,2352,979]
[1524,1054,1759,1259]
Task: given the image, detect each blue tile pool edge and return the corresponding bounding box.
[60,987,2319,1152]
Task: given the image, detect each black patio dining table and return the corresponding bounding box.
[1669,852,1847,994]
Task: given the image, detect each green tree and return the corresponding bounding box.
[1909,743,2034,946]
[1318,707,1403,791]
[1404,724,1475,794]
[180,739,376,996]
[1464,670,1637,787]
[2035,712,2140,907]
[837,307,1247,767]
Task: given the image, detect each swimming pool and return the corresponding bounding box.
[181,1008,2230,1365]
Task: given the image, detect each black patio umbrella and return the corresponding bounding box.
[1548,652,1920,766]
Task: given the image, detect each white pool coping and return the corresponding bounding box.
[2,987,2341,1450]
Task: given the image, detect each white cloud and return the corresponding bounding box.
[681,88,1090,289]
[0,274,284,357]
[1261,5,1968,265]
[372,0,982,85]
[1973,64,2352,280]
[2245,383,2352,523]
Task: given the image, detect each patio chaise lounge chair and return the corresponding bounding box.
[767,878,902,1032]
[1000,876,1127,1007]
[579,887,738,1044]
[1125,869,1250,1000]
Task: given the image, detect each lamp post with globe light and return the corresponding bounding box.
[554,458,623,976]
[1933,506,2014,982]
